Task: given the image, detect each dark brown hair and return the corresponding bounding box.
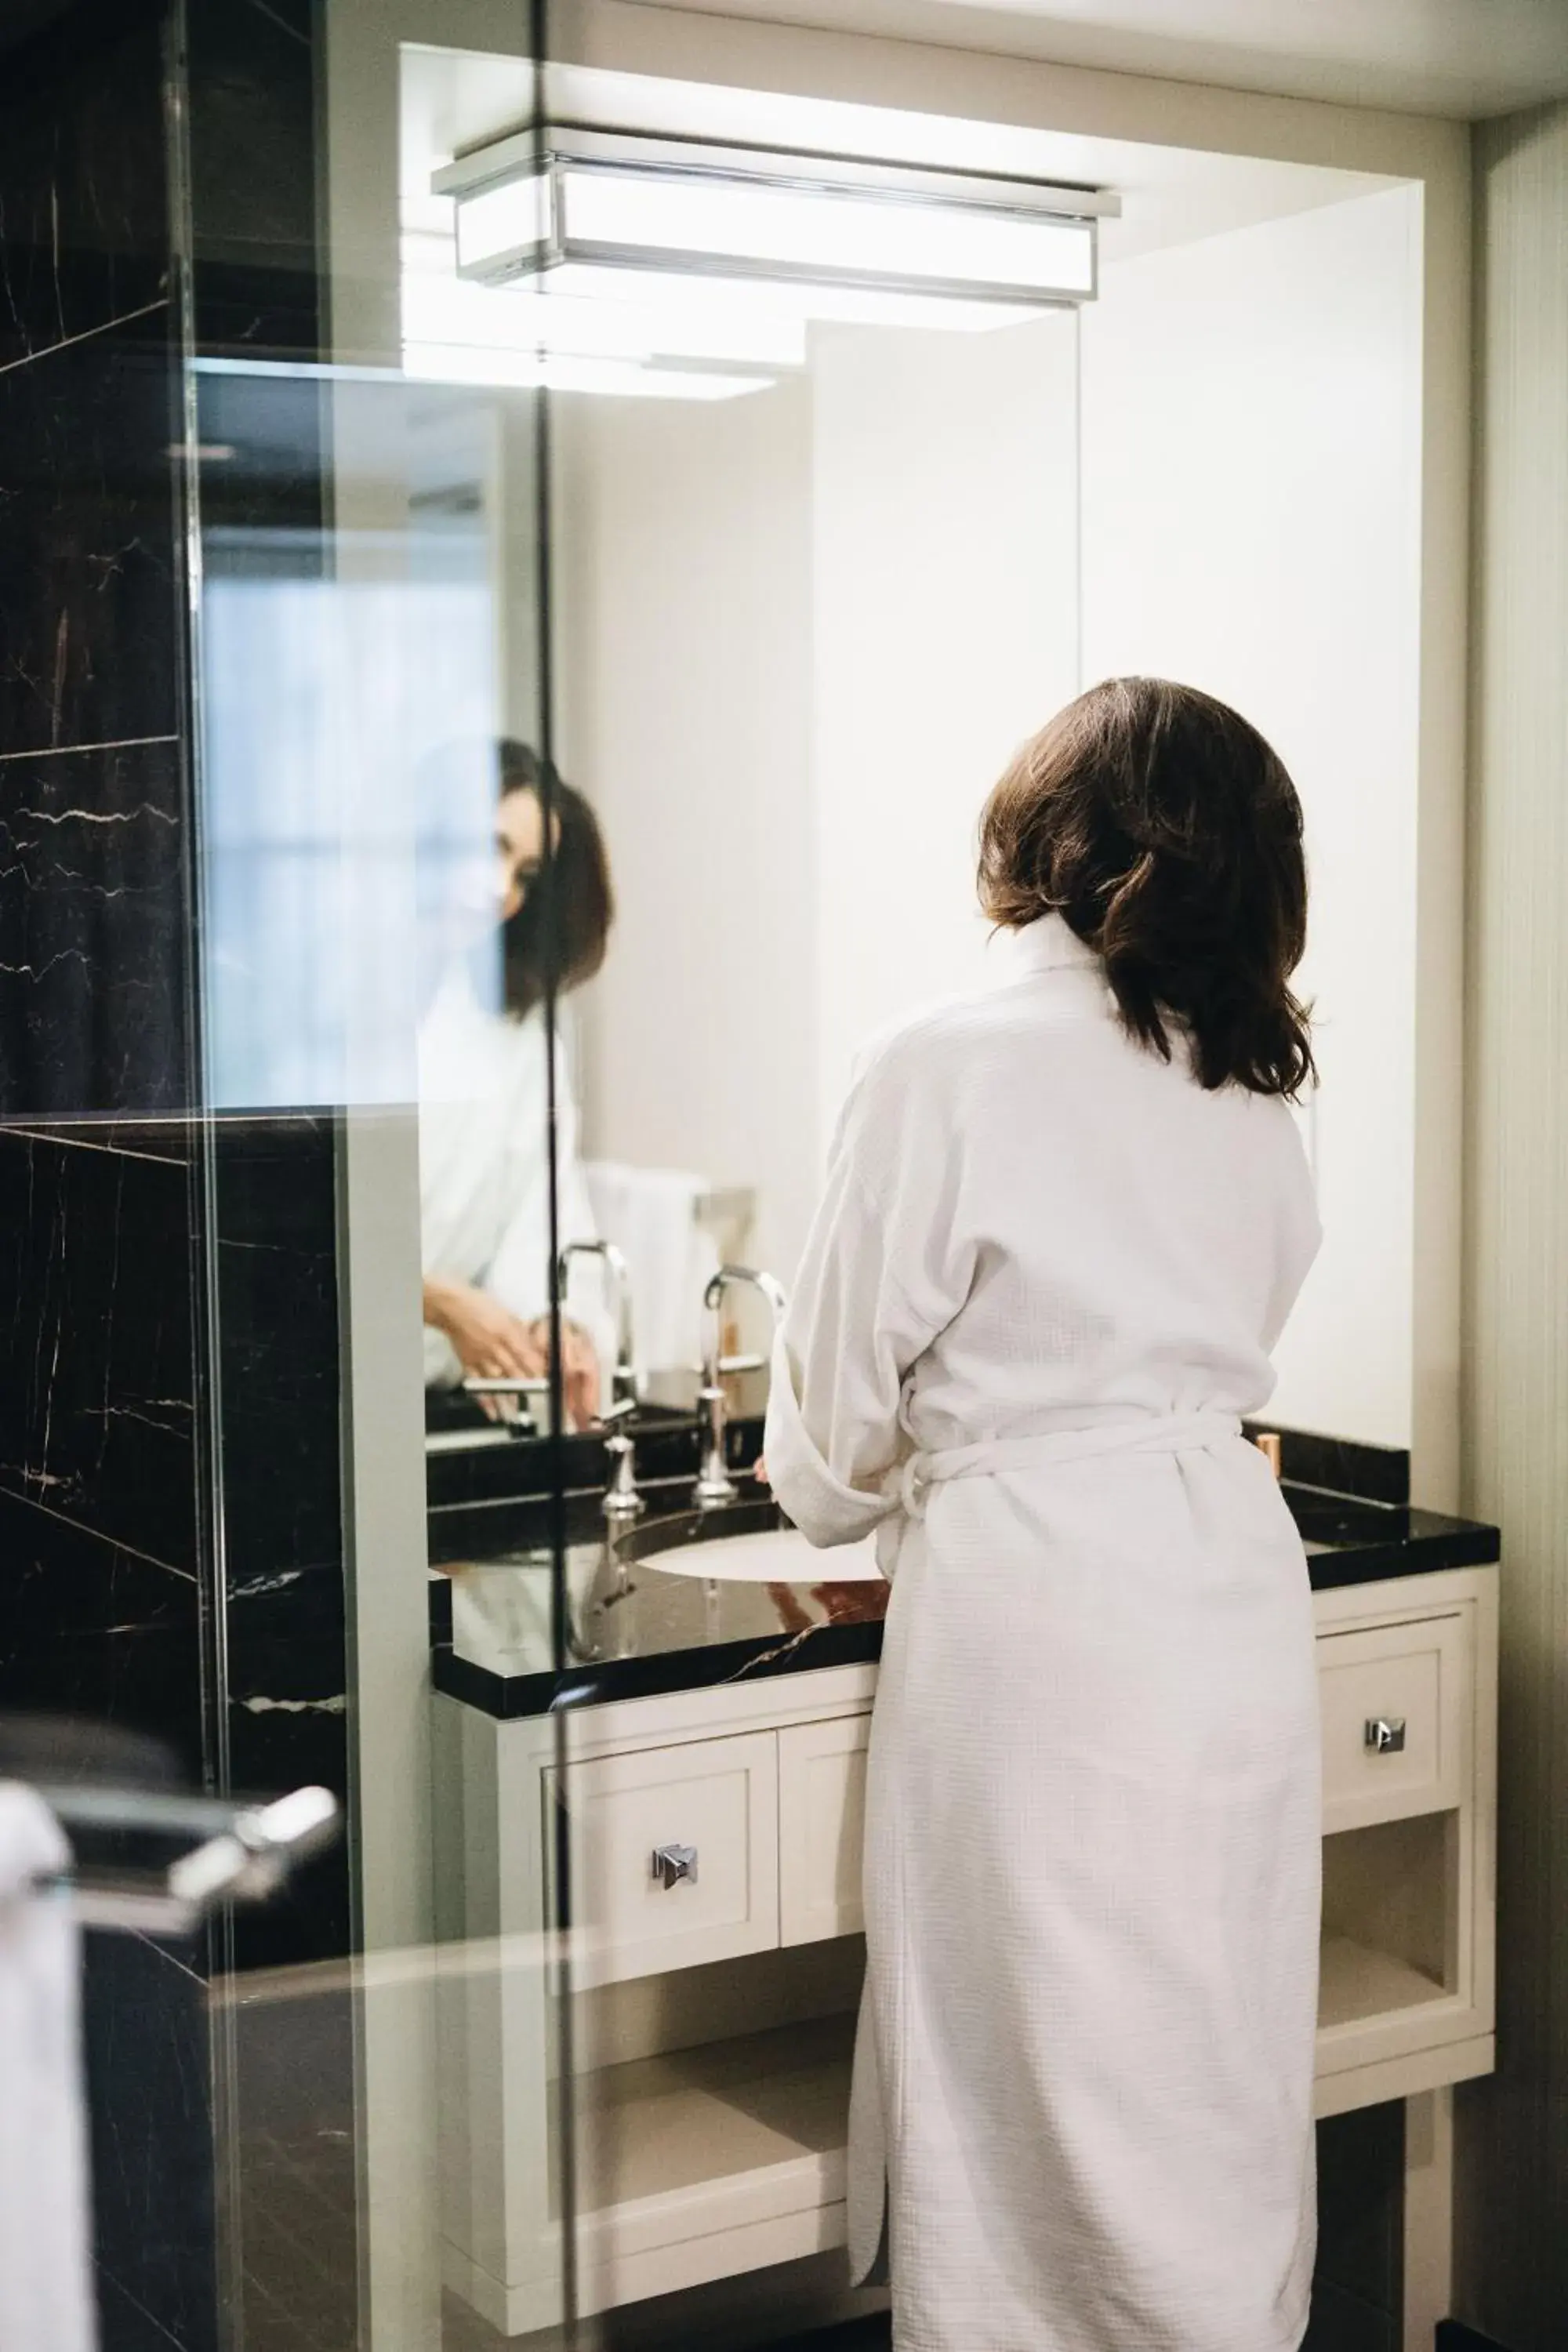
[978,677,1314,1098]
[498,739,615,1019]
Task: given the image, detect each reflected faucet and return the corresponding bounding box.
[695,1265,787,1510]
[559,1239,637,1410]
[561,1239,644,1519]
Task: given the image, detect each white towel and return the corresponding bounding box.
[582,1163,722,1374]
[0,1784,96,2352]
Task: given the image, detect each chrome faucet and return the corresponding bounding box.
[559,1239,637,1410]
[560,1239,644,1519]
[695,1265,787,1510]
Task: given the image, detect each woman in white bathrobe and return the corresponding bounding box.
[765,679,1323,2352]
[419,741,614,1430]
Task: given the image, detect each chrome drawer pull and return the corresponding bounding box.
[652,1843,699,1889]
[1365,1716,1407,1755]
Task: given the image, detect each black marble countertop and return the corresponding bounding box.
[428,1435,1500,1721]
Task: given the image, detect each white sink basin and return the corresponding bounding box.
[647,1527,883,1584]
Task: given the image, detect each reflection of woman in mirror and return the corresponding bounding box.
[419,739,612,1429]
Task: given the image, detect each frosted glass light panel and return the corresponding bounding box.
[437,129,1099,310]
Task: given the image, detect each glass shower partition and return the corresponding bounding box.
[179,5,1088,2341]
[180,1,579,2342]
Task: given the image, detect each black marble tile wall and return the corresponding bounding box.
[0,1117,354,2301]
[0,0,204,1821]
[0,0,191,1123]
[212,1116,350,1970]
[0,0,170,372]
[202,1116,358,2322]
[0,0,350,1941]
[2,0,357,2338]
[0,337,181,756]
[0,1489,203,1772]
[0,1116,357,1955]
[84,1930,219,2352]
[187,0,323,362]
[0,739,189,1112]
[0,12,216,2350]
[214,1117,344,1583]
[0,1129,198,1566]
[227,1664,350,1969]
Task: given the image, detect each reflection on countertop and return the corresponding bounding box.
[430,1446,1499,1721]
[434,1492,889,1720]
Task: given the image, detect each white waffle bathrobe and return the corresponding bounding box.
[765,914,1323,2352]
[418,964,608,1392]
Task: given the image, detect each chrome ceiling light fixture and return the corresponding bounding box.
[414,125,1112,400]
[437,127,1105,308]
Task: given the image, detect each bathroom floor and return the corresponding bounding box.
[230,1979,1403,2352]
[761,2296,1390,2352]
[650,2302,1390,2351]
[230,1986,359,2352]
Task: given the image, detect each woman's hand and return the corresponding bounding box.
[424,1279,549,1420]
[423,1281,604,1432]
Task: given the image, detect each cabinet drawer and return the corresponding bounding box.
[779,1715,870,1945]
[548,1733,779,1988]
[1316,1614,1470,1834]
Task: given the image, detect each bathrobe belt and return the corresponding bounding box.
[876,1410,1244,1574]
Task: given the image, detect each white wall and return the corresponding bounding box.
[1080,183,1425,1449]
[809,313,1081,1143]
[557,315,1080,1290]
[554,380,818,1283]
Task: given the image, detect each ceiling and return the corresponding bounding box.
[627,0,1568,121]
[9,0,1568,117]
[405,52,1399,271]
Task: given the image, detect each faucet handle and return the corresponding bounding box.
[461,1374,549,1435]
[602,1428,645,1519]
[592,1399,647,1519]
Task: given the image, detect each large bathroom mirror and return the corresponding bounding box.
[409,49,1428,1526]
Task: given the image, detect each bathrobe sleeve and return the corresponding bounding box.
[488,1024,617,1406]
[765,1031,975,1552]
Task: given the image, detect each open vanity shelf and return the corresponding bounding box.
[1319,1936,1446,2033]
[434,1561,1496,2339]
[562,2011,855,2285]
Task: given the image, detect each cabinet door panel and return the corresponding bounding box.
[549,1732,779,1987]
[1317,1613,1470,1834]
[779,1715,870,1945]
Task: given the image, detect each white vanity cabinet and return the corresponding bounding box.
[434,1664,880,2335]
[434,1561,1496,2344]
